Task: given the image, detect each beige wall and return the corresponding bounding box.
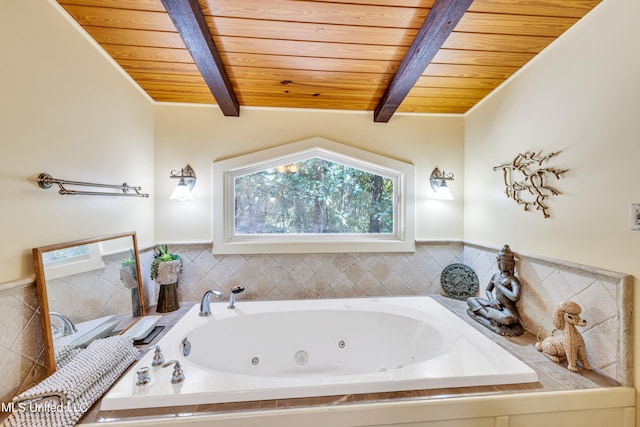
[0,0,155,283]
[154,105,465,243]
[464,0,640,393]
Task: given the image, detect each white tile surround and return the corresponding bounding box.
[138,242,466,304]
[0,241,632,414]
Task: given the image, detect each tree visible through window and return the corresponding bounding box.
[234,158,394,235]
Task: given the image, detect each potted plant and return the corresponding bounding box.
[150,244,182,312]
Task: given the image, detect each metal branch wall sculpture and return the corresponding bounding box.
[493,151,568,218]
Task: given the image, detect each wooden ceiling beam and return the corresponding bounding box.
[161,0,239,116]
[374,0,473,122]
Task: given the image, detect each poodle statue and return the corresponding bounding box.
[535,301,592,372]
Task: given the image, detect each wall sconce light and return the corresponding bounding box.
[430,167,454,200]
[170,165,196,201]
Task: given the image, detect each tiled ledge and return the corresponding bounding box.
[78,297,620,425]
[462,243,632,385]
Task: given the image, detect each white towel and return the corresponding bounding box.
[54,345,83,371]
[2,335,138,427]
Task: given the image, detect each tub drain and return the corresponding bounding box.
[250,356,260,366]
[294,350,309,366]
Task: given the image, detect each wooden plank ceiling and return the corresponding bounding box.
[57,0,601,120]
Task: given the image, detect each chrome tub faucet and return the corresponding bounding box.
[199,290,224,316]
[50,312,77,336]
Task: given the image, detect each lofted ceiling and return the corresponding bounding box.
[57,0,602,121]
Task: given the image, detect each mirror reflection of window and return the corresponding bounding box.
[42,245,89,264]
[42,243,105,280]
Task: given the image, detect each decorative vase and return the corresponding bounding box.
[120,266,142,316]
[156,283,179,313]
[155,260,181,313]
[119,267,138,289]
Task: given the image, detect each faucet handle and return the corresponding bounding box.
[148,345,164,367]
[136,367,151,386]
[162,360,185,384]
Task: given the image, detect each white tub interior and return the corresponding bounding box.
[101,296,538,410]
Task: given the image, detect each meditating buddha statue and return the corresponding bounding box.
[466,245,524,336]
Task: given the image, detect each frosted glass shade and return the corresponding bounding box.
[433,182,453,200]
[170,181,194,201]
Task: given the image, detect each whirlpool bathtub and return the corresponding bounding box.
[101,296,538,410]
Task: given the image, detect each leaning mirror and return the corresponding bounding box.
[33,231,145,374]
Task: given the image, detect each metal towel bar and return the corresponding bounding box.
[37,173,149,197]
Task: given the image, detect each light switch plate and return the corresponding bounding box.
[631,204,640,230]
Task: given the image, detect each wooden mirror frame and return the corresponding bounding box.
[33,231,146,374]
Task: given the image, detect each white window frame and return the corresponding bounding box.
[212,137,415,254]
[42,242,105,280]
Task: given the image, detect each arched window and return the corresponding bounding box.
[212,138,415,254]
